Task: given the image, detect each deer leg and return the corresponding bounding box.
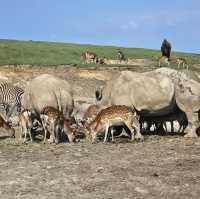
[20,126,23,141]
[23,127,27,143]
[103,123,109,143]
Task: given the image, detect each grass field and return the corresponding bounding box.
[0,39,200,67]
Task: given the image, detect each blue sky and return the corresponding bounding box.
[0,0,199,53]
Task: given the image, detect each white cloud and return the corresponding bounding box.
[120,20,139,30]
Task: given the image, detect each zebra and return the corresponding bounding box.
[0,81,24,120]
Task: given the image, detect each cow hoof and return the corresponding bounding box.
[184,133,198,138]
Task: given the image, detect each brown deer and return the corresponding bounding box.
[40,106,76,144]
[18,109,33,143]
[0,115,15,138]
[84,105,142,143]
[83,104,101,123]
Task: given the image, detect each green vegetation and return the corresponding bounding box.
[0,39,199,67]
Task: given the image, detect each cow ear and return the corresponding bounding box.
[95,86,103,101]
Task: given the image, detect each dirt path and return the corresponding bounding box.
[0,137,200,199]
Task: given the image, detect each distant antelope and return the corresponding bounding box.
[176,57,188,70]
[0,115,15,138]
[84,105,142,143]
[19,109,33,143]
[81,51,98,64]
[158,56,170,67]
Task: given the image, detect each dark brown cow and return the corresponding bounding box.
[161,39,172,59]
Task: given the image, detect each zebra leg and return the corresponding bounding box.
[28,128,33,143]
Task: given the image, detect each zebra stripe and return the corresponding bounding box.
[0,81,24,117]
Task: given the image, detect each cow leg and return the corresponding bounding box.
[184,113,198,138]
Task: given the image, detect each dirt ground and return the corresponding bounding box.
[0,65,200,199]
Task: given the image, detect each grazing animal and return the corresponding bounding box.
[117,50,126,62]
[84,105,142,143]
[158,56,170,67]
[41,106,76,144]
[176,57,188,70]
[82,104,129,141]
[62,119,76,143]
[95,70,200,138]
[0,115,15,138]
[22,74,74,143]
[0,82,24,120]
[83,104,101,123]
[161,39,172,59]
[96,57,105,65]
[81,51,98,64]
[19,109,33,143]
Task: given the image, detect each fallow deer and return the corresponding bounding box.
[84,105,143,143]
[18,109,33,143]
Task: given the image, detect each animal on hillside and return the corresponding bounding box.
[81,51,98,64]
[22,74,74,143]
[84,105,142,143]
[96,57,105,65]
[176,57,188,70]
[161,39,172,59]
[0,81,24,120]
[0,115,15,138]
[158,56,170,67]
[117,50,126,62]
[18,109,33,143]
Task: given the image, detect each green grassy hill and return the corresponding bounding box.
[0,39,199,67]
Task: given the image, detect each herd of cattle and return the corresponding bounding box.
[0,67,200,144]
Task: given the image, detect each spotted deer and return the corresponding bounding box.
[83,104,101,124]
[40,106,76,144]
[18,109,33,143]
[84,105,142,143]
[158,56,170,67]
[0,115,15,138]
[176,57,188,70]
